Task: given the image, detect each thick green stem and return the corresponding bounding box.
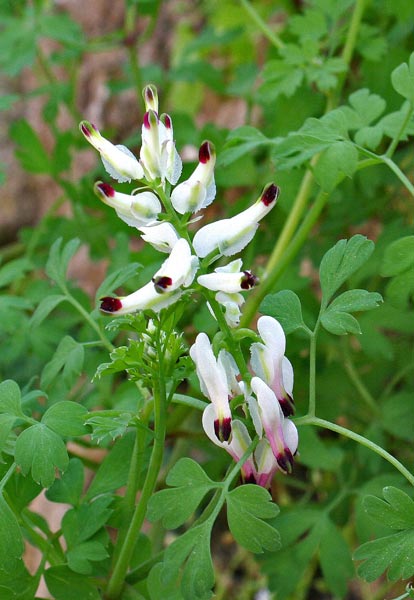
[295,416,414,487]
[106,363,167,598]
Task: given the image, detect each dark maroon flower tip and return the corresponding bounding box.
[146,86,154,103]
[100,297,123,313]
[279,394,295,417]
[241,271,259,290]
[143,112,151,129]
[199,141,212,164]
[214,417,232,442]
[144,110,158,129]
[152,275,173,293]
[96,182,115,197]
[243,473,258,485]
[276,448,294,474]
[80,123,92,137]
[162,114,172,129]
[261,183,280,207]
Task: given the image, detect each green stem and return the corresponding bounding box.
[342,340,379,414]
[66,294,113,352]
[386,101,414,158]
[124,4,142,105]
[239,0,285,50]
[0,463,16,492]
[308,332,317,417]
[171,393,207,411]
[381,155,414,197]
[295,415,414,487]
[106,349,167,598]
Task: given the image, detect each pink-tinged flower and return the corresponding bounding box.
[152,238,198,293]
[100,238,196,315]
[94,182,161,227]
[254,438,279,488]
[79,121,144,182]
[202,407,257,482]
[170,141,216,214]
[250,316,295,416]
[251,377,298,474]
[197,259,259,293]
[192,183,279,258]
[189,333,233,442]
[140,109,182,185]
[138,221,180,253]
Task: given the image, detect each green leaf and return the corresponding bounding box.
[226,485,280,553]
[46,458,84,505]
[148,563,184,600]
[319,516,354,597]
[391,52,414,102]
[62,496,113,547]
[44,565,101,600]
[314,140,358,192]
[161,524,214,600]
[0,258,32,288]
[147,458,216,529]
[296,426,344,471]
[66,541,109,575]
[0,495,25,571]
[348,88,386,126]
[382,393,414,442]
[30,294,66,329]
[95,262,142,303]
[15,424,69,488]
[381,236,414,276]
[9,120,52,174]
[0,380,25,418]
[319,235,375,304]
[84,410,133,444]
[219,126,270,167]
[45,238,81,289]
[321,289,383,335]
[42,401,88,437]
[41,336,85,390]
[354,486,414,581]
[85,431,136,500]
[364,487,414,530]
[259,290,308,334]
[0,559,37,600]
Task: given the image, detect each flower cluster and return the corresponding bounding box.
[190,316,298,488]
[80,85,296,489]
[80,84,279,325]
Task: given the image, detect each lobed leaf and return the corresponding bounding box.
[42,401,88,437]
[0,495,25,572]
[45,238,81,289]
[319,235,375,304]
[41,336,85,390]
[391,52,414,102]
[226,485,280,553]
[44,565,101,600]
[46,458,84,506]
[321,289,383,335]
[0,380,25,419]
[260,290,308,334]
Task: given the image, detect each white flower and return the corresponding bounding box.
[94,182,161,227]
[140,109,182,185]
[189,333,233,441]
[250,316,295,416]
[99,239,197,315]
[170,141,216,214]
[193,183,279,258]
[138,221,180,253]
[197,259,258,293]
[251,377,298,474]
[79,121,144,182]
[152,238,198,293]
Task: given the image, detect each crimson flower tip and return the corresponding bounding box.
[100,297,123,313]
[214,417,232,442]
[261,183,280,207]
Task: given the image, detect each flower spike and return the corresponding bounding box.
[193,183,279,258]
[79,121,144,182]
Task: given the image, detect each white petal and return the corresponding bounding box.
[101,144,143,182]
[197,272,243,293]
[282,356,294,397]
[138,222,180,253]
[282,419,298,454]
[257,316,286,360]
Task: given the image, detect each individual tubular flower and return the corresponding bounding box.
[138,221,180,253]
[140,105,182,185]
[202,407,257,483]
[189,333,233,442]
[79,121,144,183]
[254,438,279,488]
[250,315,295,417]
[193,182,279,258]
[94,182,161,227]
[100,238,196,315]
[152,238,198,293]
[197,259,259,293]
[251,377,298,474]
[170,141,216,214]
[214,291,244,328]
